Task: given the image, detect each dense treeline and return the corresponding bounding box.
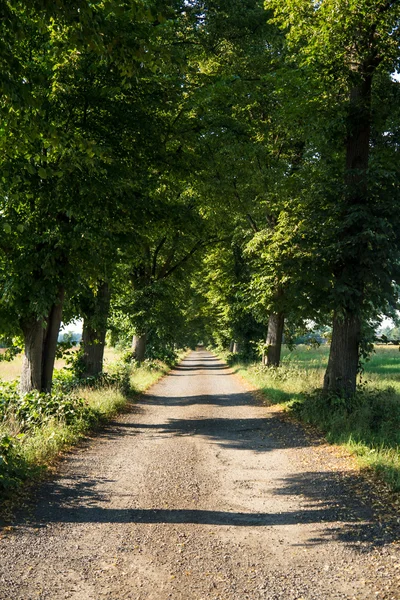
[1,0,400,399]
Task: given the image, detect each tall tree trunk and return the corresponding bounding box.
[324,312,360,397]
[42,288,65,392]
[229,340,235,352]
[81,282,111,377]
[264,312,284,367]
[131,333,147,362]
[20,319,44,394]
[324,69,373,396]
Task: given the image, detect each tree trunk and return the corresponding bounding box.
[232,341,240,354]
[132,333,147,362]
[324,72,373,396]
[42,288,65,392]
[20,319,44,394]
[264,312,284,367]
[81,282,111,377]
[324,312,360,397]
[81,321,106,377]
[229,340,235,353]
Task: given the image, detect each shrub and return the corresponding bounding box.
[0,432,27,492]
[14,391,96,430]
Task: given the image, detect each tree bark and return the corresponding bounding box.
[229,340,235,352]
[324,70,373,395]
[82,321,106,377]
[264,312,284,367]
[20,319,44,394]
[81,282,111,377]
[232,341,240,354]
[324,312,360,397]
[42,288,65,392]
[132,333,147,362]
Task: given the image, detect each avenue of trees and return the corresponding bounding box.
[1,0,400,397]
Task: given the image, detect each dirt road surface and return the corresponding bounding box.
[0,350,399,600]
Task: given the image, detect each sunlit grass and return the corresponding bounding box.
[227,344,400,492]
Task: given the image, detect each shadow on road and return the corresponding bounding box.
[172,363,229,372]
[144,391,259,406]
[29,505,370,527]
[23,467,398,550]
[113,415,308,453]
[168,357,230,375]
[5,351,399,555]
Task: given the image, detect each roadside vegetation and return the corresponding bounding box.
[0,348,182,498]
[223,344,400,492]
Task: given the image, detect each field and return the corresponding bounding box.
[231,344,400,492]
[0,346,120,382]
[235,344,400,397]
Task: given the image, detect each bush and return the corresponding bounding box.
[53,361,131,397]
[0,380,98,492]
[291,386,400,453]
[0,380,95,430]
[0,432,30,492]
[14,391,96,430]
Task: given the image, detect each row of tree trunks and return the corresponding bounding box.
[259,309,361,395]
[19,281,113,393]
[20,288,65,394]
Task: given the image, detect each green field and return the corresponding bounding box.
[231,344,400,492]
[0,346,120,382]
[283,343,400,382]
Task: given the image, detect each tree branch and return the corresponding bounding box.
[246,213,259,233]
[152,236,167,278]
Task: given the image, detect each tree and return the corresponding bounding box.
[0,0,191,391]
[266,0,400,395]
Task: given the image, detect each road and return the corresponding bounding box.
[0,350,399,599]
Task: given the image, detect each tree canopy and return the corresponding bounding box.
[0,0,399,396]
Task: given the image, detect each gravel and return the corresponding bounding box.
[0,350,399,599]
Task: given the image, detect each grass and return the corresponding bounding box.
[0,349,184,502]
[227,344,400,493]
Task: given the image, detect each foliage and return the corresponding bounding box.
[0,432,27,492]
[0,381,95,429]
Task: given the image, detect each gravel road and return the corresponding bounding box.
[0,350,399,600]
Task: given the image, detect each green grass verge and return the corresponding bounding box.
[224,345,400,493]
